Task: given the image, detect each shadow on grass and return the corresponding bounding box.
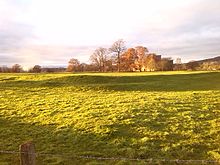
[0,117,124,165]
[0,117,177,164]
[1,109,218,165]
[0,72,220,91]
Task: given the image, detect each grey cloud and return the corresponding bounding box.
[8,45,96,67]
[0,0,34,65]
[29,45,95,60]
[0,21,34,52]
[0,22,35,66]
[0,54,24,65]
[0,17,96,66]
[149,36,220,62]
[0,44,95,66]
[1,0,220,66]
[130,0,220,62]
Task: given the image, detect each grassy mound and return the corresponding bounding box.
[0,71,219,164]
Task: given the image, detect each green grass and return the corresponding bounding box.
[0,71,220,164]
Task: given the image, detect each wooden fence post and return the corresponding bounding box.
[19,141,36,165]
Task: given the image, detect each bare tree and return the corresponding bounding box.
[11,64,22,73]
[32,65,42,73]
[67,58,80,72]
[90,47,108,72]
[109,39,126,72]
[0,66,10,73]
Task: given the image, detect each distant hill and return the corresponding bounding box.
[174,56,220,71]
[184,56,220,71]
[192,56,220,64]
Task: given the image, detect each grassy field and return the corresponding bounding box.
[0,71,219,164]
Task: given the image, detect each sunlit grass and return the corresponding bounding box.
[0,71,219,164]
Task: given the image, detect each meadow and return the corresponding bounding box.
[0,71,219,164]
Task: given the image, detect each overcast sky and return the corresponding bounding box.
[0,0,220,67]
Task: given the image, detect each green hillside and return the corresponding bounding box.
[0,71,219,164]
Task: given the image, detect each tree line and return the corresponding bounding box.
[67,39,174,72]
[0,39,219,73]
[0,64,66,73]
